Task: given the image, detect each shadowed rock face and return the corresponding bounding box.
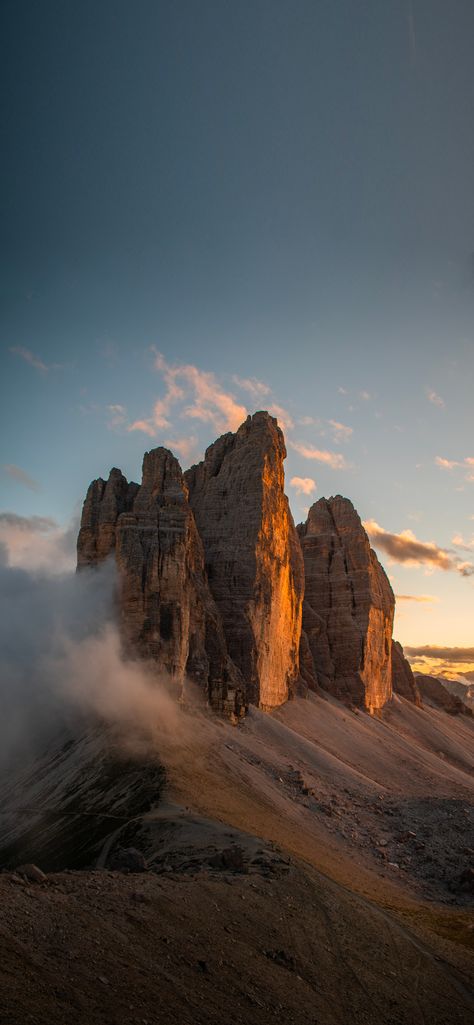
[415,674,471,715]
[298,496,394,712]
[391,640,421,706]
[185,412,304,710]
[77,448,244,716]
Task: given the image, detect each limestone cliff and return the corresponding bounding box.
[298,496,394,712]
[77,449,244,717]
[185,412,304,710]
[391,640,421,706]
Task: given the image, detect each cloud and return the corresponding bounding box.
[405,645,474,663]
[290,476,317,496]
[106,404,128,430]
[327,420,353,443]
[427,388,445,408]
[451,533,474,550]
[3,465,40,492]
[435,456,459,470]
[435,455,474,483]
[129,351,247,437]
[10,346,49,372]
[0,512,76,574]
[268,403,294,433]
[232,375,270,398]
[337,386,348,395]
[163,435,200,464]
[364,519,474,576]
[359,390,371,401]
[395,594,439,603]
[290,441,347,470]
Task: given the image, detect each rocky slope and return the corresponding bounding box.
[185,412,304,710]
[77,448,244,716]
[297,496,394,712]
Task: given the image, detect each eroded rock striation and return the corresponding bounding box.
[77,448,244,716]
[185,412,304,709]
[391,640,421,706]
[298,497,394,712]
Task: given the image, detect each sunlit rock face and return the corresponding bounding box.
[298,496,394,712]
[391,640,421,706]
[185,412,304,710]
[77,449,244,717]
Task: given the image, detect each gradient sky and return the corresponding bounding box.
[1,1,473,665]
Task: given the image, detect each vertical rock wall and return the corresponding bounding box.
[77,449,244,716]
[298,496,394,712]
[185,412,304,709]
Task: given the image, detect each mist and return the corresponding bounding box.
[0,543,208,775]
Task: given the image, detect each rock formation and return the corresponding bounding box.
[77,449,244,717]
[298,497,394,712]
[391,641,421,706]
[415,674,471,715]
[78,413,403,718]
[185,412,304,709]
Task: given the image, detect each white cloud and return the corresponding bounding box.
[106,404,128,430]
[290,441,347,470]
[232,375,270,398]
[0,513,76,574]
[290,476,317,496]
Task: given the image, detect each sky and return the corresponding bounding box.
[1,0,473,672]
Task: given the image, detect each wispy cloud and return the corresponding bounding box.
[405,645,474,663]
[327,419,353,443]
[451,533,474,551]
[163,435,199,464]
[9,347,64,373]
[3,465,40,492]
[268,403,294,433]
[128,351,247,438]
[232,375,270,398]
[10,346,49,373]
[427,388,445,408]
[290,476,317,496]
[106,404,128,431]
[359,390,371,401]
[364,519,474,576]
[395,593,438,603]
[435,454,474,483]
[290,441,347,470]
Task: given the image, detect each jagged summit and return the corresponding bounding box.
[77,412,417,717]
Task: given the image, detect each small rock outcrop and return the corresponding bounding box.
[415,674,471,715]
[391,641,422,706]
[77,448,244,716]
[298,497,394,712]
[185,412,304,709]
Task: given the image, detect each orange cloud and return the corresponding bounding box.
[363,519,474,576]
[290,441,347,470]
[395,593,438,603]
[127,353,247,438]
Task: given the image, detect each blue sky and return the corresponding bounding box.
[1,1,473,657]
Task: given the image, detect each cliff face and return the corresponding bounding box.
[77,448,244,717]
[298,497,394,712]
[185,412,304,710]
[391,640,421,706]
[415,674,471,716]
